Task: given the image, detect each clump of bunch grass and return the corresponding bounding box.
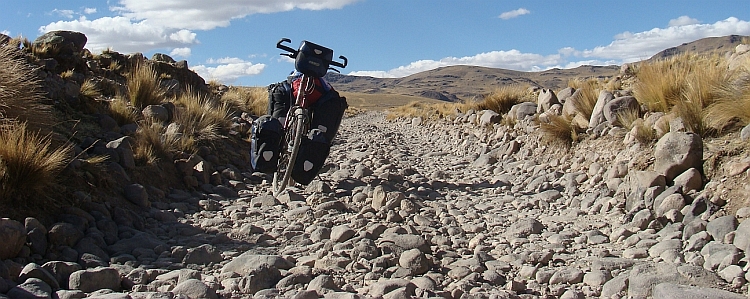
[107,98,140,126]
[466,84,534,115]
[617,108,656,144]
[127,62,165,109]
[0,122,72,203]
[220,86,268,117]
[633,52,743,136]
[173,88,233,142]
[705,69,750,132]
[568,78,601,121]
[133,121,191,164]
[540,114,577,148]
[0,44,53,132]
[386,101,461,121]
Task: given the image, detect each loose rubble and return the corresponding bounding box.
[2,109,749,299]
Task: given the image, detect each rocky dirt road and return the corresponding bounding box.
[4,111,749,299]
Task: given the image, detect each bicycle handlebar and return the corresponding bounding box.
[276,38,297,58]
[276,38,347,69]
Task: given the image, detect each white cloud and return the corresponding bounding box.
[170,47,191,58]
[352,17,750,78]
[351,50,562,78]
[39,16,199,53]
[51,9,75,19]
[207,57,247,64]
[579,17,750,63]
[499,8,530,20]
[116,0,360,30]
[84,7,98,14]
[669,16,700,27]
[1,30,10,36]
[191,58,266,83]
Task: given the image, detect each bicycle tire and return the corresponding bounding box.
[272,109,307,197]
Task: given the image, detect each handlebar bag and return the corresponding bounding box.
[295,41,333,77]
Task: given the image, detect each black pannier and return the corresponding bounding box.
[289,92,348,185]
[295,41,333,78]
[268,81,292,118]
[291,129,330,185]
[250,115,282,173]
[310,90,348,144]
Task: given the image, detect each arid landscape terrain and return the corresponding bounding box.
[0,31,749,299]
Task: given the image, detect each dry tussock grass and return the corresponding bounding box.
[0,44,53,132]
[220,86,268,117]
[127,63,166,109]
[386,101,462,121]
[0,122,72,203]
[705,70,750,133]
[107,97,140,126]
[173,88,232,142]
[466,85,534,115]
[568,78,600,121]
[133,121,190,164]
[540,114,576,148]
[386,85,532,121]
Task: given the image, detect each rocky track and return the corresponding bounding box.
[2,111,749,299]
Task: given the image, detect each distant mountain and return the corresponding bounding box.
[649,35,748,60]
[326,35,748,103]
[326,65,620,102]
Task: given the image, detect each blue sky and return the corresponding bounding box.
[2,0,750,87]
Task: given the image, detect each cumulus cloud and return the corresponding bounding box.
[40,16,199,53]
[499,8,530,20]
[191,58,266,83]
[669,16,700,27]
[350,50,562,78]
[116,0,361,30]
[170,47,191,58]
[579,17,750,63]
[352,17,750,78]
[84,8,98,14]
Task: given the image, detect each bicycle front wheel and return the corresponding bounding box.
[272,109,306,197]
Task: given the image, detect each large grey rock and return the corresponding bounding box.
[733,218,750,252]
[652,282,746,299]
[7,278,53,299]
[537,89,560,113]
[18,263,59,290]
[706,215,738,243]
[399,249,430,275]
[221,254,293,276]
[106,137,135,170]
[589,90,614,128]
[68,267,121,292]
[0,218,26,260]
[513,102,537,120]
[479,110,502,126]
[183,244,223,265]
[507,218,544,238]
[654,132,703,181]
[603,96,639,126]
[172,279,218,299]
[123,184,150,208]
[42,261,82,290]
[48,222,83,248]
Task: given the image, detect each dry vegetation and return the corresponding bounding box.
[219,86,268,117]
[0,44,72,206]
[386,46,750,150]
